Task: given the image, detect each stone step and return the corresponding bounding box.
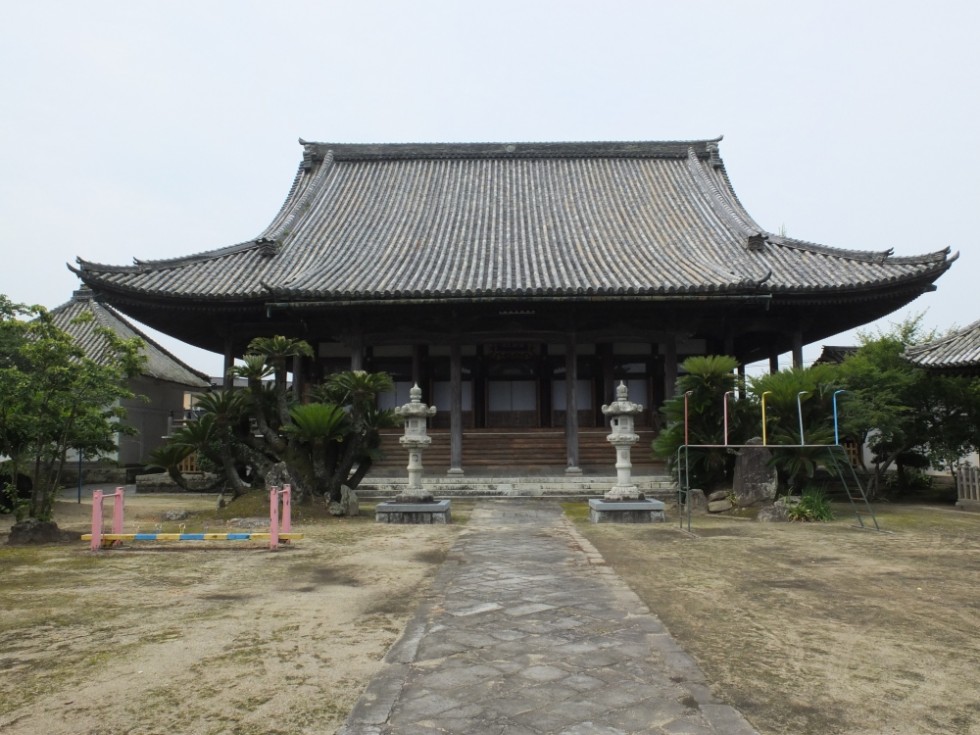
[372,429,662,474]
[357,474,678,500]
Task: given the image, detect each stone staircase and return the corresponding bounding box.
[357,472,677,501]
[363,427,674,499]
[372,428,663,475]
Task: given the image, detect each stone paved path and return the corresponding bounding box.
[337,500,758,735]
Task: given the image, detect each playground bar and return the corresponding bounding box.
[84,485,301,551]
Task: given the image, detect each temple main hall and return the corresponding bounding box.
[74,138,954,474]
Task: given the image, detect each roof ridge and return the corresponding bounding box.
[74,238,263,274]
[770,236,952,265]
[262,149,335,243]
[298,138,725,163]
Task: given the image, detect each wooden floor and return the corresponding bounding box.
[372,428,663,476]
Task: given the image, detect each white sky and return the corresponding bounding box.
[2,0,977,378]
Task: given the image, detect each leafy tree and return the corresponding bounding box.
[748,364,840,494]
[153,335,397,510]
[837,316,980,497]
[653,355,751,490]
[148,389,262,499]
[0,295,144,521]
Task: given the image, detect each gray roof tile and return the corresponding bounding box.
[49,289,211,387]
[75,140,953,304]
[905,320,980,372]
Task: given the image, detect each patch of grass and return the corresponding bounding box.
[560,501,591,523]
[575,503,980,735]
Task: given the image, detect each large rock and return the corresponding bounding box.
[684,488,707,513]
[707,497,734,513]
[7,520,82,545]
[329,485,360,516]
[756,496,799,522]
[732,438,778,507]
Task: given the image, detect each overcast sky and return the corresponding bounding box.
[2,0,976,377]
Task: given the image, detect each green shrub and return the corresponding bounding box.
[787,487,834,522]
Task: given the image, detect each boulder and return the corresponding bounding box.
[707,490,730,502]
[7,520,81,545]
[328,485,360,516]
[732,438,778,507]
[707,498,733,513]
[756,496,799,522]
[684,488,707,513]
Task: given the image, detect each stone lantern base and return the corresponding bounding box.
[375,499,452,524]
[588,498,665,524]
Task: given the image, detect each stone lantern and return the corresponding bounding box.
[601,382,643,500]
[588,382,665,523]
[394,384,437,500]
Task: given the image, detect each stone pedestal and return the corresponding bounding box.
[588,498,666,523]
[375,499,452,524]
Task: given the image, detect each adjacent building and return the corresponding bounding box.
[50,288,211,467]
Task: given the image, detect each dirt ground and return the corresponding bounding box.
[2,496,979,735]
[571,503,980,735]
[0,493,463,735]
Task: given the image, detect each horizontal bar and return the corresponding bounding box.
[680,443,845,449]
[81,533,304,542]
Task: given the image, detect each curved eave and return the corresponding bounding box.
[70,259,277,303]
[904,318,980,371]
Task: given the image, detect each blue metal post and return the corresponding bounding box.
[833,390,846,445]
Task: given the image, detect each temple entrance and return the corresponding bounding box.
[329,340,660,432]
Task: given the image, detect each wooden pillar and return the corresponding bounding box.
[565,334,581,474]
[474,344,486,429]
[411,344,423,384]
[538,343,551,428]
[448,341,464,475]
[769,348,779,374]
[662,335,678,401]
[600,343,614,428]
[350,333,364,371]
[222,337,235,389]
[791,330,804,369]
[292,354,303,401]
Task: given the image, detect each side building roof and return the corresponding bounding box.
[49,289,211,388]
[904,320,980,375]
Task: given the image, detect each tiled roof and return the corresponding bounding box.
[813,345,859,365]
[49,289,211,387]
[904,320,980,373]
[74,139,954,304]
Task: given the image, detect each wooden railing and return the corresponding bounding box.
[956,465,980,508]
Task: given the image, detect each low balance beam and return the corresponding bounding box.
[84,485,301,550]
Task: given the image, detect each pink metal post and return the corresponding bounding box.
[90,489,103,551]
[111,488,125,536]
[269,486,280,550]
[281,484,292,535]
